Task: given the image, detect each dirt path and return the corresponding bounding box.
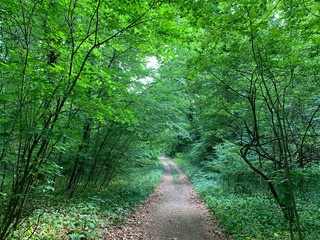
[106,156,230,240]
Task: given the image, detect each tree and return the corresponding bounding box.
[180,1,320,239]
[0,0,179,238]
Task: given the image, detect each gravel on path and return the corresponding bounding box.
[106,156,230,240]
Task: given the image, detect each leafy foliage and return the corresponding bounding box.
[1,0,320,239]
[176,154,320,239]
[12,163,163,239]
[0,0,187,237]
[172,1,320,239]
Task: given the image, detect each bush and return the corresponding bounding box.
[175,154,320,240]
[11,164,163,239]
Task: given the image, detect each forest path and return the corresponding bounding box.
[106,156,229,240]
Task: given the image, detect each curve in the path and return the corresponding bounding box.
[106,156,229,240]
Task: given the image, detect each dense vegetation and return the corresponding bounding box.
[175,152,320,239]
[1,0,320,239]
[10,160,162,239]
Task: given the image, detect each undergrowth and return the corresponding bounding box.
[12,163,163,239]
[172,168,180,179]
[174,155,320,240]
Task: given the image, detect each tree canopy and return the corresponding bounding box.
[1,0,320,239]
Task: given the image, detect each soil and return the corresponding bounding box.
[106,156,230,240]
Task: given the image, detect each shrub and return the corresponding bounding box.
[12,164,163,239]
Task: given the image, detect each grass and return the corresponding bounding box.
[12,163,163,239]
[171,168,180,179]
[174,155,320,240]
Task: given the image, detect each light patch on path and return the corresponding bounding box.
[106,157,230,240]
